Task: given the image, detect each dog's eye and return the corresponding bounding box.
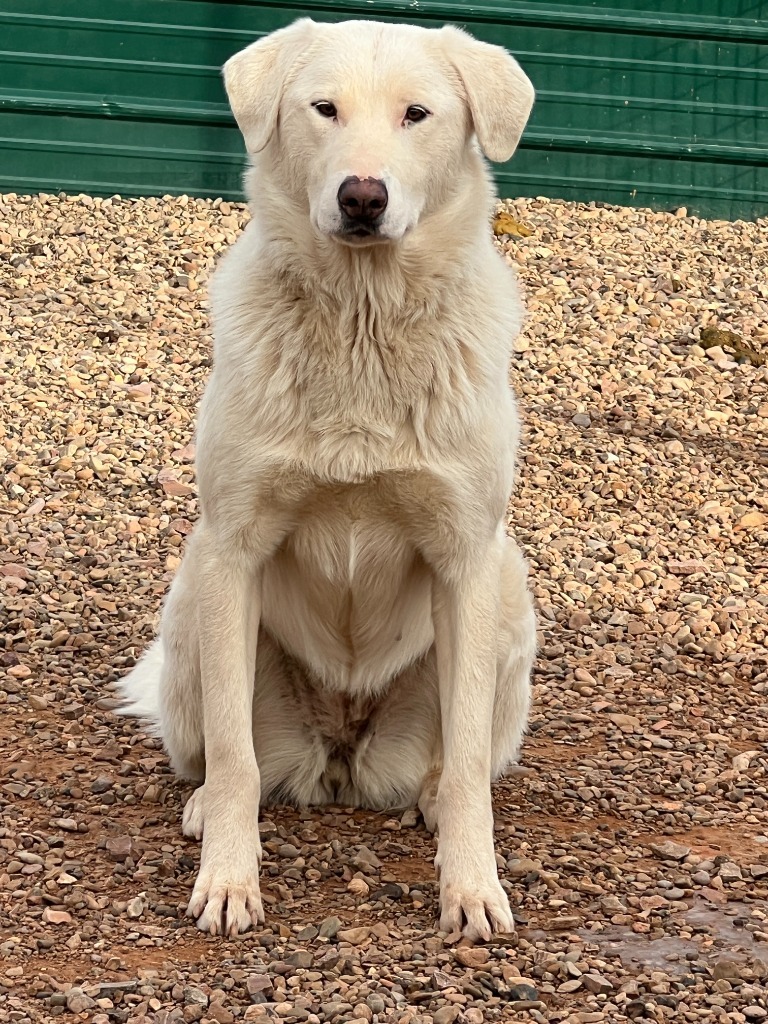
[312,101,337,119]
[404,105,430,125]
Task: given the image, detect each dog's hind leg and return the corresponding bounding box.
[118,549,206,782]
[159,558,206,782]
[417,765,441,833]
[491,536,536,779]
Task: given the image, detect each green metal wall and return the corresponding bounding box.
[1,1,766,218]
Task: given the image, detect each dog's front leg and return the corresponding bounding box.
[185,530,264,936]
[432,534,514,941]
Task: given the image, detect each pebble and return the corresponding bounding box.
[42,909,72,925]
[508,983,539,1000]
[286,949,313,969]
[185,986,209,1007]
[433,1008,461,1024]
[126,895,145,918]
[66,989,96,1013]
[455,948,490,968]
[105,835,135,861]
[336,927,369,944]
[583,973,613,994]
[650,841,690,861]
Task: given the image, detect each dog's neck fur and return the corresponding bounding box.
[243,157,495,325]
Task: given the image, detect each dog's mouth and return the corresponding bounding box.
[334,216,392,246]
[335,227,392,247]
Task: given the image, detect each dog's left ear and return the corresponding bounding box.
[441,26,535,163]
[224,18,317,153]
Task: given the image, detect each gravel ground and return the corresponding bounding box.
[1,190,767,1024]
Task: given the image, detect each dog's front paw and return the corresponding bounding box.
[185,784,264,936]
[187,846,264,936]
[439,874,514,941]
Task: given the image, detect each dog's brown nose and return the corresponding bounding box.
[337,176,388,222]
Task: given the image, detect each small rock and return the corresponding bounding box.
[665,887,687,901]
[507,983,538,1000]
[42,908,72,925]
[126,896,145,918]
[433,1008,461,1024]
[559,978,583,993]
[246,976,273,1002]
[601,896,625,912]
[51,817,78,832]
[627,1000,653,1020]
[608,713,641,733]
[208,1005,235,1024]
[455,947,490,968]
[569,610,592,629]
[732,750,759,772]
[719,862,742,882]
[347,878,370,897]
[286,949,313,969]
[649,841,690,861]
[352,846,382,869]
[547,916,581,930]
[105,835,134,862]
[744,1008,767,1022]
[320,1002,354,1018]
[370,882,405,902]
[507,857,540,877]
[583,973,613,994]
[712,959,742,981]
[184,986,209,1008]
[66,989,96,1014]
[336,927,370,945]
[319,916,342,938]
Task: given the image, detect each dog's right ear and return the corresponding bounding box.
[223,19,317,154]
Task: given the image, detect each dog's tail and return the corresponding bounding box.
[113,640,163,729]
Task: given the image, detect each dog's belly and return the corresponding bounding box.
[260,490,434,693]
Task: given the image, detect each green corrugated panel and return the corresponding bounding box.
[0,0,766,218]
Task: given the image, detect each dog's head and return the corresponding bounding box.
[224,20,534,246]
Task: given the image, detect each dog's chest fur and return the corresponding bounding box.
[209,264,506,487]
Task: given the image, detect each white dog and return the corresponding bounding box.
[119,17,537,941]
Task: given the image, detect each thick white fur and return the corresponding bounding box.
[118,18,537,941]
